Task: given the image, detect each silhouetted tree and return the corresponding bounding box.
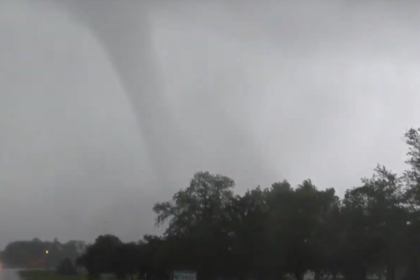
[73,127,420,280]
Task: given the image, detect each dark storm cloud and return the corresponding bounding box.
[0,0,419,248]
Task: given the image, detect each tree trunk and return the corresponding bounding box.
[294,271,304,280]
[344,265,366,280]
[386,263,395,280]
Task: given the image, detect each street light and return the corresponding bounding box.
[45,250,49,270]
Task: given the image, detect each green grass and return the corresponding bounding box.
[18,270,87,280]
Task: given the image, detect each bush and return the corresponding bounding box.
[56,258,77,275]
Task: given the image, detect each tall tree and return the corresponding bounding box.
[153,171,236,277]
[76,234,123,278]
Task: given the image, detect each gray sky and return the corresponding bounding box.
[0,0,419,248]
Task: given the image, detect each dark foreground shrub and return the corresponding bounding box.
[56,258,77,275]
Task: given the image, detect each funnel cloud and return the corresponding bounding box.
[0,0,419,248]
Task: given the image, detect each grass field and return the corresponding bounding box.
[18,270,87,280]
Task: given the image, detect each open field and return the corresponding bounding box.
[18,270,86,280]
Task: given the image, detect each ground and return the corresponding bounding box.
[18,270,86,280]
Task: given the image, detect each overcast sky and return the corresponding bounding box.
[0,0,419,248]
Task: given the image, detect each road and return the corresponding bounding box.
[0,269,22,280]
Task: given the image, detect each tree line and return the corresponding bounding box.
[78,128,420,280]
[8,128,420,280]
[1,238,85,268]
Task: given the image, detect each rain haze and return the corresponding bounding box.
[0,0,418,249]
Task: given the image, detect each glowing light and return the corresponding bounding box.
[45,250,49,254]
